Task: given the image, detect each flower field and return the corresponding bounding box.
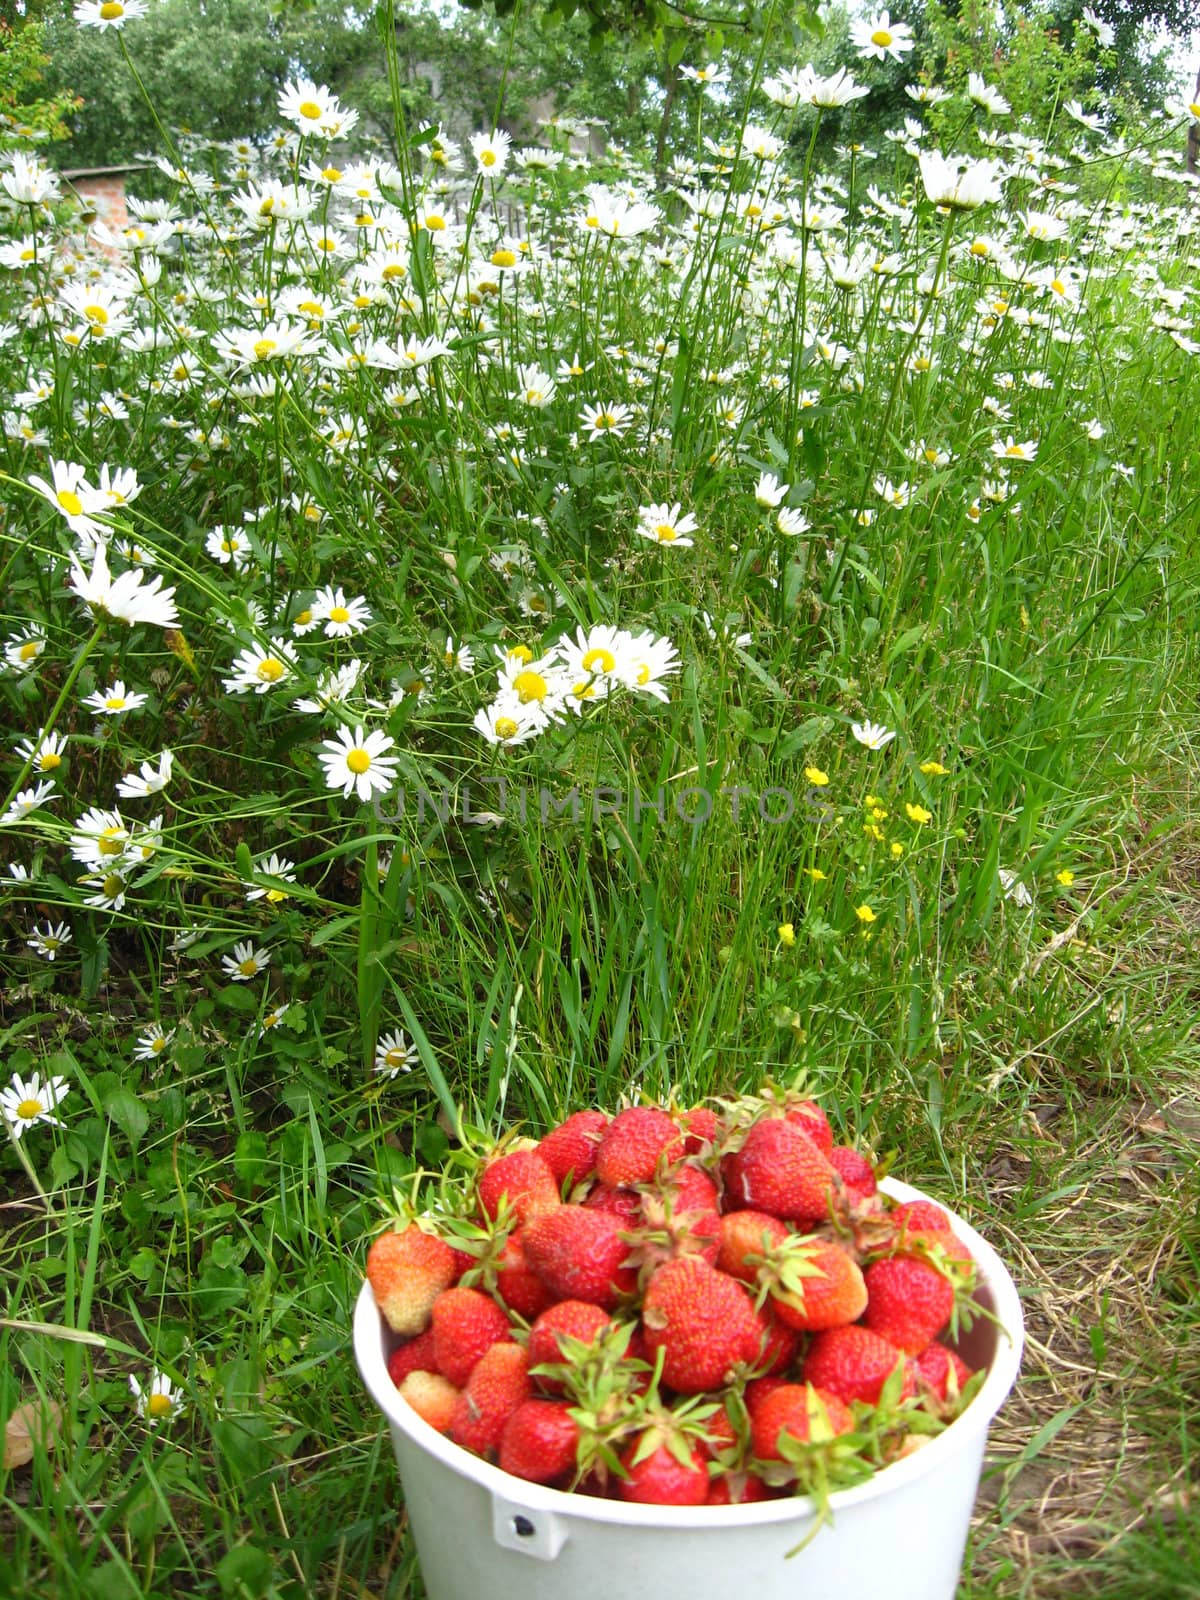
[2,8,1199,1595]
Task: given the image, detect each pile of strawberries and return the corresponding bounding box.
[365,1088,983,1507]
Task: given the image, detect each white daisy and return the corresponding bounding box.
[317,726,399,802]
[1,1070,70,1134]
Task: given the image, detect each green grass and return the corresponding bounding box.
[3,17,1200,1598]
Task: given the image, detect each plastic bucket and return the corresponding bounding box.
[354,1178,1023,1600]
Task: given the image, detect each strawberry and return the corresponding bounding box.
[448,1341,531,1457]
[750,1382,854,1461]
[765,1237,869,1333]
[477,1149,561,1227]
[523,1204,638,1308]
[862,1254,955,1354]
[527,1300,614,1390]
[658,1163,720,1215]
[705,1472,771,1504]
[499,1399,581,1485]
[594,1107,683,1187]
[634,1179,722,1275]
[582,1183,643,1224]
[829,1144,877,1202]
[889,1199,952,1235]
[618,1433,709,1505]
[386,1326,439,1386]
[914,1341,974,1403]
[431,1286,512,1387]
[366,1224,458,1337]
[677,1105,721,1154]
[750,1302,804,1376]
[721,1119,836,1223]
[397,1370,459,1433]
[489,1229,555,1320]
[802,1325,915,1406]
[537,1110,608,1189]
[641,1257,761,1394]
[716,1208,789,1283]
[784,1099,834,1156]
[744,1375,790,1417]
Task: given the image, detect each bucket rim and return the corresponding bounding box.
[354,1176,1024,1529]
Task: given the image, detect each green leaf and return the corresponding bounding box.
[103,1087,149,1154]
[233,1131,268,1189]
[216,1544,273,1597]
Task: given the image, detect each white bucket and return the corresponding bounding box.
[354,1178,1023,1600]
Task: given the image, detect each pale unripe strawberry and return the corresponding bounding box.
[398,1371,459,1433]
[366,1224,458,1337]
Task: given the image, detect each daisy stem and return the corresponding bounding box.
[4,1118,48,1206]
[1,622,105,817]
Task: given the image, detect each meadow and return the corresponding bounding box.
[1,8,1199,1595]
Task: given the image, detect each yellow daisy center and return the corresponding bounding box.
[328,605,351,624]
[322,167,341,181]
[16,1097,42,1119]
[253,339,277,361]
[57,489,84,517]
[582,647,616,674]
[512,669,547,703]
[494,717,519,740]
[105,696,127,709]
[299,300,324,318]
[100,0,125,15]
[256,657,285,682]
[480,149,497,167]
[385,1048,407,1067]
[655,523,677,542]
[97,829,126,856]
[382,263,405,280]
[424,215,446,231]
[85,305,109,326]
[151,1037,167,1053]
[19,641,40,662]
[346,748,371,774]
[293,609,312,627]
[39,753,61,771]
[491,248,517,268]
[871,27,893,45]
[238,957,259,978]
[298,100,322,121]
[146,1392,173,1418]
[102,873,125,898]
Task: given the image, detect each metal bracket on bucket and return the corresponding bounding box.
[491,1492,569,1560]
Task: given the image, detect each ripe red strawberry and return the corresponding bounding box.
[914,1341,974,1403]
[594,1107,683,1187]
[641,1257,761,1393]
[582,1183,643,1224]
[802,1325,915,1406]
[862,1255,955,1353]
[635,1178,722,1273]
[618,1434,709,1505]
[722,1119,837,1223]
[523,1204,638,1308]
[477,1149,561,1227]
[678,1106,720,1153]
[397,1370,459,1433]
[750,1382,854,1461]
[744,1375,790,1417]
[830,1144,877,1202]
[490,1229,555,1320]
[659,1163,720,1214]
[537,1110,608,1189]
[448,1341,531,1457]
[527,1300,614,1390]
[717,1209,790,1283]
[890,1199,952,1235]
[767,1237,869,1333]
[366,1224,458,1337]
[750,1302,804,1376]
[784,1100,834,1156]
[705,1472,771,1504]
[431,1286,512,1387]
[499,1399,581,1485]
[386,1326,439,1386]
